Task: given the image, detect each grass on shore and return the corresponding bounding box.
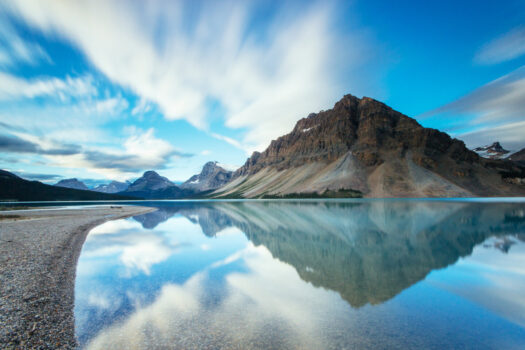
[0,206,31,211]
[0,214,21,221]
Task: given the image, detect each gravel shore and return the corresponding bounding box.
[0,205,156,349]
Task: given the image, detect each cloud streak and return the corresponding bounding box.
[475,26,525,65]
[0,14,50,67]
[0,72,96,101]
[423,66,525,150]
[3,0,376,152]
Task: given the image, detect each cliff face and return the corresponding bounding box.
[54,178,89,191]
[181,162,233,192]
[215,94,525,198]
[510,148,525,166]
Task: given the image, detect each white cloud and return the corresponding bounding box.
[83,219,178,276]
[423,66,525,150]
[83,244,348,350]
[0,72,96,100]
[3,0,376,153]
[475,26,525,65]
[131,98,153,116]
[0,15,51,67]
[46,127,186,178]
[211,132,243,151]
[459,120,525,151]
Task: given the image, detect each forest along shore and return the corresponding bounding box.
[0,205,156,349]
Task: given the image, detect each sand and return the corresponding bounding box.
[0,205,156,349]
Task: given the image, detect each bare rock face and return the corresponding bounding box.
[473,142,510,159]
[217,94,525,198]
[126,171,174,192]
[54,178,89,191]
[181,162,234,192]
[509,148,525,166]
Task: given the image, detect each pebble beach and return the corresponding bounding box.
[0,205,155,349]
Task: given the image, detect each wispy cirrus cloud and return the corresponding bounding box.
[0,72,97,101]
[0,14,50,67]
[2,0,377,153]
[475,26,525,65]
[422,66,525,150]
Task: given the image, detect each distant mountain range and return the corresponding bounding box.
[3,93,525,201]
[118,170,189,199]
[117,165,234,199]
[93,181,130,193]
[213,94,525,198]
[0,170,133,201]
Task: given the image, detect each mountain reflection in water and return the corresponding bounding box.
[75,200,525,349]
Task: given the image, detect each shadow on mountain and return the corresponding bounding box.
[132,200,525,308]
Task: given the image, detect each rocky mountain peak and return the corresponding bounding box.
[234,94,473,177]
[201,161,220,176]
[473,141,510,159]
[54,178,89,191]
[181,161,234,192]
[216,93,525,198]
[127,171,174,192]
[143,170,161,178]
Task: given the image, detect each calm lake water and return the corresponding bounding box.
[74,199,525,349]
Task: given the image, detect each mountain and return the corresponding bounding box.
[54,178,89,190]
[93,181,130,193]
[126,171,174,192]
[120,171,195,199]
[473,142,510,159]
[0,170,134,201]
[213,94,525,198]
[509,148,525,167]
[181,161,234,192]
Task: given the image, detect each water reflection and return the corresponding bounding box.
[75,200,525,349]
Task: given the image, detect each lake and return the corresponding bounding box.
[74,199,525,349]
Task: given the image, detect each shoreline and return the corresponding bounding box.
[0,205,156,349]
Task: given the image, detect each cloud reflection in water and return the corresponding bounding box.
[75,200,525,349]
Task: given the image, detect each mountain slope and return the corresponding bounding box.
[213,94,525,198]
[93,181,130,193]
[509,148,525,167]
[54,178,89,190]
[120,171,195,199]
[181,161,234,192]
[0,170,134,201]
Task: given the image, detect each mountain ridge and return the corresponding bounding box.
[54,178,89,191]
[213,94,525,198]
[0,170,135,201]
[181,161,234,192]
[119,170,200,199]
[93,180,130,193]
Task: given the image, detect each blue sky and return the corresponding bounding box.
[0,0,524,184]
